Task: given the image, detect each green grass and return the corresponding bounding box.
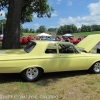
[73,31,100,37]
[0,72,100,100]
[23,31,100,37]
[22,33,37,37]
[22,32,54,37]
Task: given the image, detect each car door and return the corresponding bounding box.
[58,43,88,71]
[43,43,59,72]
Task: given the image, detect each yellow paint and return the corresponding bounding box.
[0,40,100,73]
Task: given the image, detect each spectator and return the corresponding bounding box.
[55,36,60,41]
[78,37,82,41]
[65,37,70,42]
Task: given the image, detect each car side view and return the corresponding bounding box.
[0,40,100,82]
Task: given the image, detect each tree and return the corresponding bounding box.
[57,24,77,35]
[25,28,29,33]
[91,25,100,31]
[57,26,64,35]
[48,28,57,32]
[70,24,77,33]
[2,0,23,49]
[29,28,35,33]
[0,0,54,49]
[63,25,68,33]
[36,25,47,33]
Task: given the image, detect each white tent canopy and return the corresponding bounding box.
[0,34,3,38]
[62,33,73,37]
[36,33,52,37]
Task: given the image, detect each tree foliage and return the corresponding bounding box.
[36,25,47,33]
[57,24,77,35]
[48,28,57,32]
[56,24,100,35]
[0,0,54,23]
[0,0,54,49]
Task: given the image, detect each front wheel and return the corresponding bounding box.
[89,62,100,74]
[21,67,43,82]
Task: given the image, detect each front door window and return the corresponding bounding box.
[58,44,78,54]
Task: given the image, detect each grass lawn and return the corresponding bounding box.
[22,32,56,37]
[0,71,100,100]
[23,31,100,38]
[22,33,38,37]
[74,31,100,37]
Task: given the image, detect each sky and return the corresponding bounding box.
[0,0,100,30]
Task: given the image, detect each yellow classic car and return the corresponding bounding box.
[0,40,100,82]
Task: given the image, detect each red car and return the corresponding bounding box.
[20,37,28,45]
[68,37,80,44]
[20,36,33,45]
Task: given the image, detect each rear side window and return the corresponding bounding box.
[24,41,36,53]
[45,43,57,54]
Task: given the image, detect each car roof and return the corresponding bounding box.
[29,40,80,54]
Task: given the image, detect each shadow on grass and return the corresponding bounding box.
[0,70,89,85]
[0,73,21,83]
[37,70,89,86]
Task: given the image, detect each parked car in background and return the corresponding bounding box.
[20,36,33,45]
[68,37,80,44]
[0,40,100,82]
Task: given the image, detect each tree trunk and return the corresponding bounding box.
[2,0,23,49]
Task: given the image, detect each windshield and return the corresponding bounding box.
[24,41,36,53]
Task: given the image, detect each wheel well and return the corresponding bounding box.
[90,61,100,69]
[89,61,100,74]
[21,67,44,73]
[37,67,44,73]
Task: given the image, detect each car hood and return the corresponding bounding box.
[76,34,100,52]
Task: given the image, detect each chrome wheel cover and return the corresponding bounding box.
[93,62,100,73]
[26,68,39,80]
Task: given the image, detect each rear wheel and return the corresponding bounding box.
[89,62,100,74]
[21,67,43,82]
